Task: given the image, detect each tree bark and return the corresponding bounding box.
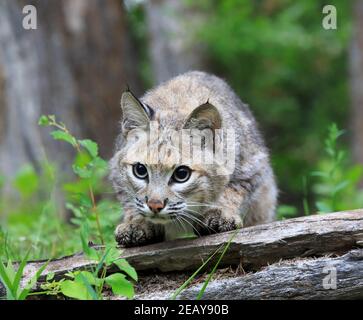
[144,0,206,84]
[0,0,139,182]
[350,0,363,184]
[132,249,363,300]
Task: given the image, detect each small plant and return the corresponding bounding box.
[311,123,363,213]
[277,123,363,219]
[56,224,137,300]
[39,115,107,244]
[37,115,136,300]
[0,251,48,300]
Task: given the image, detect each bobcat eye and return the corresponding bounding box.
[172,166,191,183]
[132,163,148,179]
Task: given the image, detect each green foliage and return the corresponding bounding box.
[0,115,135,300]
[1,161,73,261]
[39,226,137,300]
[310,124,363,213]
[277,123,363,219]
[57,246,136,300]
[0,251,48,300]
[40,115,119,251]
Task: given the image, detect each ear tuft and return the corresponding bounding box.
[183,102,222,131]
[120,91,152,133]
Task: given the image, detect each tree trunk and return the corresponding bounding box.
[350,0,363,183]
[0,0,139,183]
[144,0,206,84]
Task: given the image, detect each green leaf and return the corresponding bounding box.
[75,271,102,287]
[104,246,121,266]
[72,164,92,179]
[0,261,15,300]
[19,260,49,300]
[51,130,77,147]
[96,248,115,276]
[78,193,93,208]
[76,272,100,300]
[12,250,31,299]
[60,280,91,300]
[332,181,349,195]
[48,115,56,122]
[90,157,108,172]
[114,259,138,281]
[79,140,98,158]
[105,273,134,299]
[66,203,83,218]
[38,115,50,126]
[310,171,329,178]
[46,272,55,282]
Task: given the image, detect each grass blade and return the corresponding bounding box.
[196,230,238,300]
[12,250,30,298]
[0,261,15,299]
[18,260,49,300]
[170,241,228,300]
[78,273,100,300]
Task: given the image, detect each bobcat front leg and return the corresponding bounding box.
[115,209,164,247]
[199,184,245,235]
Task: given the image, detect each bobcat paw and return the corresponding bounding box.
[201,210,242,235]
[115,222,162,247]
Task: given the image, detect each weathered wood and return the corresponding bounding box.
[15,209,363,290]
[131,249,363,300]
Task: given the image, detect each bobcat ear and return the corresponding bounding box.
[183,102,222,130]
[120,90,153,132]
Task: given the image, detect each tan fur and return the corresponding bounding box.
[110,71,277,247]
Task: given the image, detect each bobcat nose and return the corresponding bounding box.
[147,198,166,213]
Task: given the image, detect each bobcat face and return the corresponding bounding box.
[110,90,228,225]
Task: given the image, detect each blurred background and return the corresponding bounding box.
[0,0,363,259]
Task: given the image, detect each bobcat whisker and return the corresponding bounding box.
[180,211,216,234]
[178,215,201,237]
[183,209,217,234]
[175,216,188,234]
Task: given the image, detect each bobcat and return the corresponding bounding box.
[110,71,277,247]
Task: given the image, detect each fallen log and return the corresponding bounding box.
[1,209,363,298]
[131,249,363,300]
